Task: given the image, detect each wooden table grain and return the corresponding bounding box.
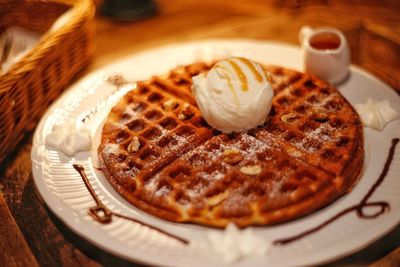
[1,1,400,266]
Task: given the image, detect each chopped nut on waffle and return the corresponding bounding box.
[98,62,363,228]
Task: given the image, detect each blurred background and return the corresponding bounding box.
[92,0,400,91]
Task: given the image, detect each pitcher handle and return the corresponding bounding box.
[299,26,313,46]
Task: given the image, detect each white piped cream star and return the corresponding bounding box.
[46,124,91,157]
[206,223,271,262]
[355,98,398,131]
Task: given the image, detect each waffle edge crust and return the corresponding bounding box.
[98,62,364,228]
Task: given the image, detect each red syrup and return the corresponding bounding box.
[310,32,341,50]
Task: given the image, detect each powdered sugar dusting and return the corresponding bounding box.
[144,175,159,192]
[154,185,171,197]
[103,143,121,155]
[186,185,202,199]
[295,123,335,153]
[207,171,224,181]
[122,106,137,122]
[269,179,286,199]
[220,190,254,212]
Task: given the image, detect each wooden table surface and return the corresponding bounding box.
[1,1,400,266]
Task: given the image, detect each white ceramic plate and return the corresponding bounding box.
[31,39,400,267]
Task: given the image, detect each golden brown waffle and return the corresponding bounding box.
[98,62,364,227]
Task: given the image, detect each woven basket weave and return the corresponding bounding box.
[0,0,95,163]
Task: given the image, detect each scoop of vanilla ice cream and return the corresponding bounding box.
[192,57,274,133]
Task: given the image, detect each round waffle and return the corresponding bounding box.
[98,62,363,227]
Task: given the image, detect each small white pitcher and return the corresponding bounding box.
[299,26,350,84]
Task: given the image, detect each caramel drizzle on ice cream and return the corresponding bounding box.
[238,57,263,82]
[214,64,239,106]
[227,58,248,92]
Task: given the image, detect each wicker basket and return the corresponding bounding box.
[0,0,95,163]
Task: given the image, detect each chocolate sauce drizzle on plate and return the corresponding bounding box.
[72,164,189,245]
[274,138,399,245]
